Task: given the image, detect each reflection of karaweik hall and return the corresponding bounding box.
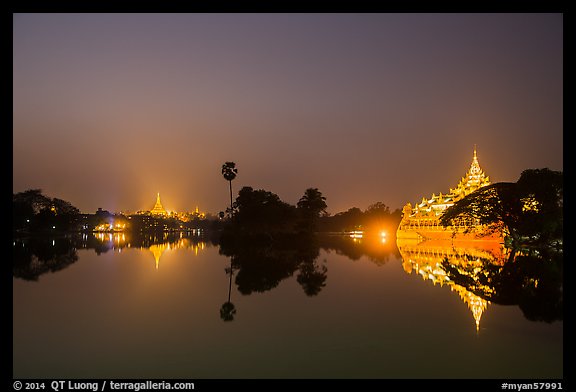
[396,148,508,331]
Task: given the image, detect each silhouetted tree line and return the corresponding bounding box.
[317,202,402,233]
[219,185,329,244]
[219,184,399,246]
[13,189,81,233]
[13,189,219,235]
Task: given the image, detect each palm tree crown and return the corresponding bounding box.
[222,162,238,182]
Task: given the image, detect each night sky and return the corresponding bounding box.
[12,13,563,215]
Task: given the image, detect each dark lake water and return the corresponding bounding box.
[13,232,563,379]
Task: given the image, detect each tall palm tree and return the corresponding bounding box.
[221,161,238,218]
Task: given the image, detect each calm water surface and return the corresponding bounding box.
[13,233,563,379]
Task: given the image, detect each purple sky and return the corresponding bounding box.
[13,13,563,215]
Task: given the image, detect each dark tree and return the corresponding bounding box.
[13,189,51,213]
[439,182,518,239]
[233,186,297,234]
[13,189,81,233]
[297,188,328,232]
[221,162,238,218]
[515,168,563,244]
[318,207,363,232]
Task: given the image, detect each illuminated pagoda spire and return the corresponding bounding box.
[450,146,491,200]
[150,193,167,215]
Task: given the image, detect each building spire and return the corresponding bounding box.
[150,193,167,215]
[452,145,490,197]
[470,145,480,174]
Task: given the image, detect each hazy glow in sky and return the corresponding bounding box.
[13,13,563,214]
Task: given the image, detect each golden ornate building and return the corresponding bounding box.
[396,146,509,331]
[396,147,502,242]
[150,193,168,216]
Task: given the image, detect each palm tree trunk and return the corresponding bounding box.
[229,180,233,217]
[227,266,233,302]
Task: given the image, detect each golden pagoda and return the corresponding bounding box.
[450,146,491,197]
[396,147,502,242]
[150,193,167,216]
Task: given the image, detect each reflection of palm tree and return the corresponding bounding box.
[220,260,237,321]
[220,302,236,322]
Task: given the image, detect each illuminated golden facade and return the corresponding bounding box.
[150,193,167,216]
[397,147,502,242]
[395,148,508,330]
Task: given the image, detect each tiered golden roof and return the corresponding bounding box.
[449,147,491,201]
[150,193,167,216]
[409,147,491,218]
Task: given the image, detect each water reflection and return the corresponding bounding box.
[13,236,79,281]
[441,247,563,324]
[220,259,237,322]
[215,232,399,321]
[318,231,400,266]
[93,231,209,269]
[216,232,398,300]
[13,231,212,280]
[218,235,327,296]
[396,237,563,329]
[13,231,561,328]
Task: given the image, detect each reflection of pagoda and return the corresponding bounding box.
[150,193,167,216]
[397,239,508,331]
[92,232,209,269]
[397,147,502,242]
[149,243,169,269]
[148,239,206,269]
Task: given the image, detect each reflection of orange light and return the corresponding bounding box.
[380,231,387,243]
[350,230,363,239]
